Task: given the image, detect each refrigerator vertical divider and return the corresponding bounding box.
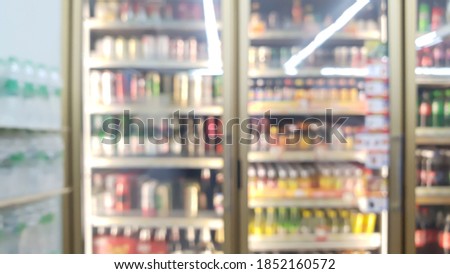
[222,0,240,254]
[82,0,94,254]
[238,0,251,254]
[387,0,406,254]
[404,0,419,254]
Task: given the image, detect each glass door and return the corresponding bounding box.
[81,0,236,254]
[408,0,450,254]
[239,0,400,254]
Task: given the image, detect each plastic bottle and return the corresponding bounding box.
[418,3,431,33]
[432,90,445,127]
[49,69,62,130]
[0,57,22,127]
[35,65,50,129]
[22,61,37,128]
[441,214,450,254]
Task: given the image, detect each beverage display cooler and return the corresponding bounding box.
[238,0,403,254]
[405,0,450,254]
[80,0,238,254]
[76,0,404,254]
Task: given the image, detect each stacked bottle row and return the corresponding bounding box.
[249,0,379,34]
[90,70,223,106]
[417,43,450,67]
[416,148,450,187]
[91,115,223,157]
[92,169,224,217]
[249,78,364,104]
[93,0,221,22]
[0,57,62,129]
[0,133,64,201]
[248,118,361,152]
[249,208,377,236]
[418,89,450,127]
[93,35,210,62]
[249,46,369,70]
[417,0,450,33]
[0,199,62,254]
[416,206,450,254]
[248,163,372,199]
[93,226,224,254]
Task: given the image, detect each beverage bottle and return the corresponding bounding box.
[339,210,352,234]
[136,229,152,254]
[276,164,289,196]
[441,214,450,254]
[421,48,434,67]
[444,89,450,126]
[314,210,328,240]
[0,57,22,127]
[169,227,183,254]
[253,208,265,235]
[288,207,300,234]
[433,44,445,67]
[256,164,267,197]
[266,164,278,192]
[184,227,197,254]
[198,227,215,254]
[327,210,339,234]
[115,175,132,212]
[151,228,168,254]
[419,91,432,127]
[265,207,277,235]
[300,210,313,234]
[277,207,288,234]
[156,184,172,217]
[213,172,224,216]
[447,0,450,23]
[248,164,257,198]
[432,90,445,127]
[431,0,444,30]
[418,2,431,33]
[48,69,62,129]
[199,169,212,210]
[287,164,299,197]
[249,1,265,33]
[291,0,303,26]
[21,61,37,128]
[214,228,225,253]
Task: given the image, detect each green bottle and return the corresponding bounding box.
[432,90,445,127]
[444,89,450,126]
[418,3,431,33]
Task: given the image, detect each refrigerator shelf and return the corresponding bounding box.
[85,19,222,32]
[416,75,450,86]
[248,67,377,79]
[91,210,223,229]
[249,30,380,44]
[0,188,71,209]
[88,157,224,169]
[87,59,210,70]
[416,187,450,205]
[416,128,450,145]
[248,197,357,209]
[248,233,382,252]
[248,102,366,116]
[87,104,224,116]
[248,151,366,163]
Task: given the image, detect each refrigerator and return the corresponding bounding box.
[405,0,450,254]
[78,0,239,254]
[238,0,404,254]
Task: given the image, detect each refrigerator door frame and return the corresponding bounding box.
[404,0,418,254]
[238,0,406,254]
[77,0,239,254]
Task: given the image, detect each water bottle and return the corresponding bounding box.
[22,61,37,129]
[49,69,62,130]
[0,57,22,127]
[35,65,50,129]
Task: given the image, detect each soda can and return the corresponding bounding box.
[142,35,156,59]
[127,37,140,60]
[101,71,114,105]
[176,38,185,61]
[114,36,126,60]
[90,71,102,104]
[115,71,125,104]
[184,183,200,217]
[158,35,170,60]
[156,183,172,217]
[141,180,159,216]
[115,175,132,212]
[100,36,114,60]
[188,37,198,62]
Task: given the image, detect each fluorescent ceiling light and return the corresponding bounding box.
[416,24,450,49]
[283,0,370,74]
[203,0,223,71]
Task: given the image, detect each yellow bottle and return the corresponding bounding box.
[364,213,377,234]
[253,208,264,235]
[300,210,313,234]
[351,212,365,234]
[265,207,277,235]
[287,165,299,197]
[276,165,289,196]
